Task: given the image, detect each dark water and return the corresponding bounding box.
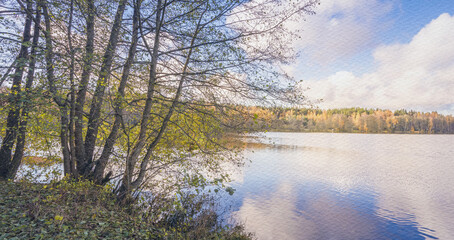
[224,133,454,240]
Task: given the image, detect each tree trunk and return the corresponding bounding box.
[93,0,142,184]
[9,4,42,180]
[0,0,33,180]
[40,0,73,179]
[119,0,205,197]
[74,0,95,175]
[119,0,164,199]
[67,0,77,177]
[60,107,71,176]
[131,16,201,189]
[83,0,127,176]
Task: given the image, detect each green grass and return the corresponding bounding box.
[0,180,253,239]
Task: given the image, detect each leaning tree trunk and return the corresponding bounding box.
[0,0,33,180]
[118,0,206,200]
[118,0,165,200]
[9,4,42,180]
[93,0,142,184]
[130,16,201,191]
[81,0,127,177]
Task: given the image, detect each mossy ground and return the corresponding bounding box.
[0,180,253,239]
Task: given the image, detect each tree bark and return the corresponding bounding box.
[120,0,164,198]
[93,0,142,184]
[131,13,202,189]
[40,0,72,178]
[67,0,77,177]
[83,0,128,175]
[41,0,63,107]
[120,0,206,196]
[0,0,33,180]
[9,3,42,180]
[74,0,95,175]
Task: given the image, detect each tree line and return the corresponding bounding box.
[0,0,319,200]
[244,107,454,134]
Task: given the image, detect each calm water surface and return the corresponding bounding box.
[224,132,454,240]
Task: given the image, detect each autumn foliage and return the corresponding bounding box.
[243,107,454,134]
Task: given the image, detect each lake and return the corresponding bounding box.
[224,132,454,240]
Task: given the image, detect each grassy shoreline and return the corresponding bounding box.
[0,180,253,239]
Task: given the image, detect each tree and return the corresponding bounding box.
[0,0,320,200]
[0,0,40,180]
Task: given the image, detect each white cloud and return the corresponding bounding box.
[304,13,454,113]
[291,0,393,63]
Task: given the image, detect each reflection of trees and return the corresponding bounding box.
[243,107,454,134]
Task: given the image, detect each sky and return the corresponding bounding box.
[283,0,454,114]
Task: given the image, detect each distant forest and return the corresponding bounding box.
[244,107,454,134]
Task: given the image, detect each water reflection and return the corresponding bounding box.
[224,133,454,239]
